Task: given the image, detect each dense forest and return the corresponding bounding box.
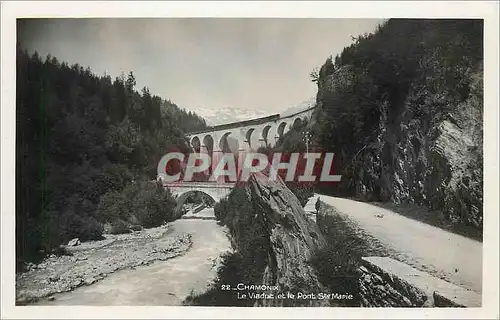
[16,48,207,268]
[310,19,484,233]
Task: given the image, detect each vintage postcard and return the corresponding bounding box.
[1,1,498,319]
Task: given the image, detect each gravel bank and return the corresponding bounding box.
[32,217,232,306]
[16,224,192,305]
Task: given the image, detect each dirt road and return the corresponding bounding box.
[311,195,482,293]
[36,213,232,306]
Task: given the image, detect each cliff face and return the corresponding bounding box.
[426,67,483,229]
[313,19,483,232]
[215,173,328,307]
[316,63,483,230]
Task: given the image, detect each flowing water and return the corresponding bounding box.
[36,211,232,306]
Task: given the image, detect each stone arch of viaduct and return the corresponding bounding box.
[186,106,316,156]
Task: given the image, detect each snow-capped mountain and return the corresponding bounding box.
[279,97,316,118]
[194,106,272,126]
[192,97,317,127]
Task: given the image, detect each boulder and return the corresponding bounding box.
[48,275,59,282]
[67,238,81,247]
[72,279,82,287]
[244,173,329,307]
[25,262,36,271]
[129,225,143,232]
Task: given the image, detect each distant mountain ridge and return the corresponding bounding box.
[192,97,316,126]
[279,97,316,118]
[194,106,271,126]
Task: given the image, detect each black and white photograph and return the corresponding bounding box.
[1,1,499,319]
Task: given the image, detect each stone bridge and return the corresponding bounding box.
[185,106,316,177]
[165,182,235,204]
[187,106,316,152]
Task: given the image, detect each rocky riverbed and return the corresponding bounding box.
[28,217,232,306]
[16,224,192,305]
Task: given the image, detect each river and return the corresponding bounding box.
[36,211,232,306]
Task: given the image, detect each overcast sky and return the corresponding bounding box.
[17,18,383,115]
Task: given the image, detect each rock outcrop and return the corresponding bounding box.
[358,257,482,307]
[358,257,430,307]
[314,21,483,233]
[242,173,329,307]
[67,238,81,247]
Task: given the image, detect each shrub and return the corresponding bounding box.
[97,191,125,222]
[95,163,134,195]
[287,182,315,207]
[108,219,131,234]
[214,197,228,223]
[309,205,367,306]
[17,214,54,268]
[64,214,104,242]
[50,209,104,243]
[29,208,104,260]
[98,180,176,232]
[309,244,361,306]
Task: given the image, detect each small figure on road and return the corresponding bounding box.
[315,197,321,214]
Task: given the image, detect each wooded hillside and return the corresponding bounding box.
[16,48,207,267]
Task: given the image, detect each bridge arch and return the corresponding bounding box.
[218,132,232,151]
[277,121,288,139]
[261,125,272,147]
[303,115,309,123]
[175,190,216,209]
[245,128,256,149]
[165,182,234,204]
[292,117,303,129]
[202,134,214,152]
[191,136,201,152]
[171,189,217,219]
